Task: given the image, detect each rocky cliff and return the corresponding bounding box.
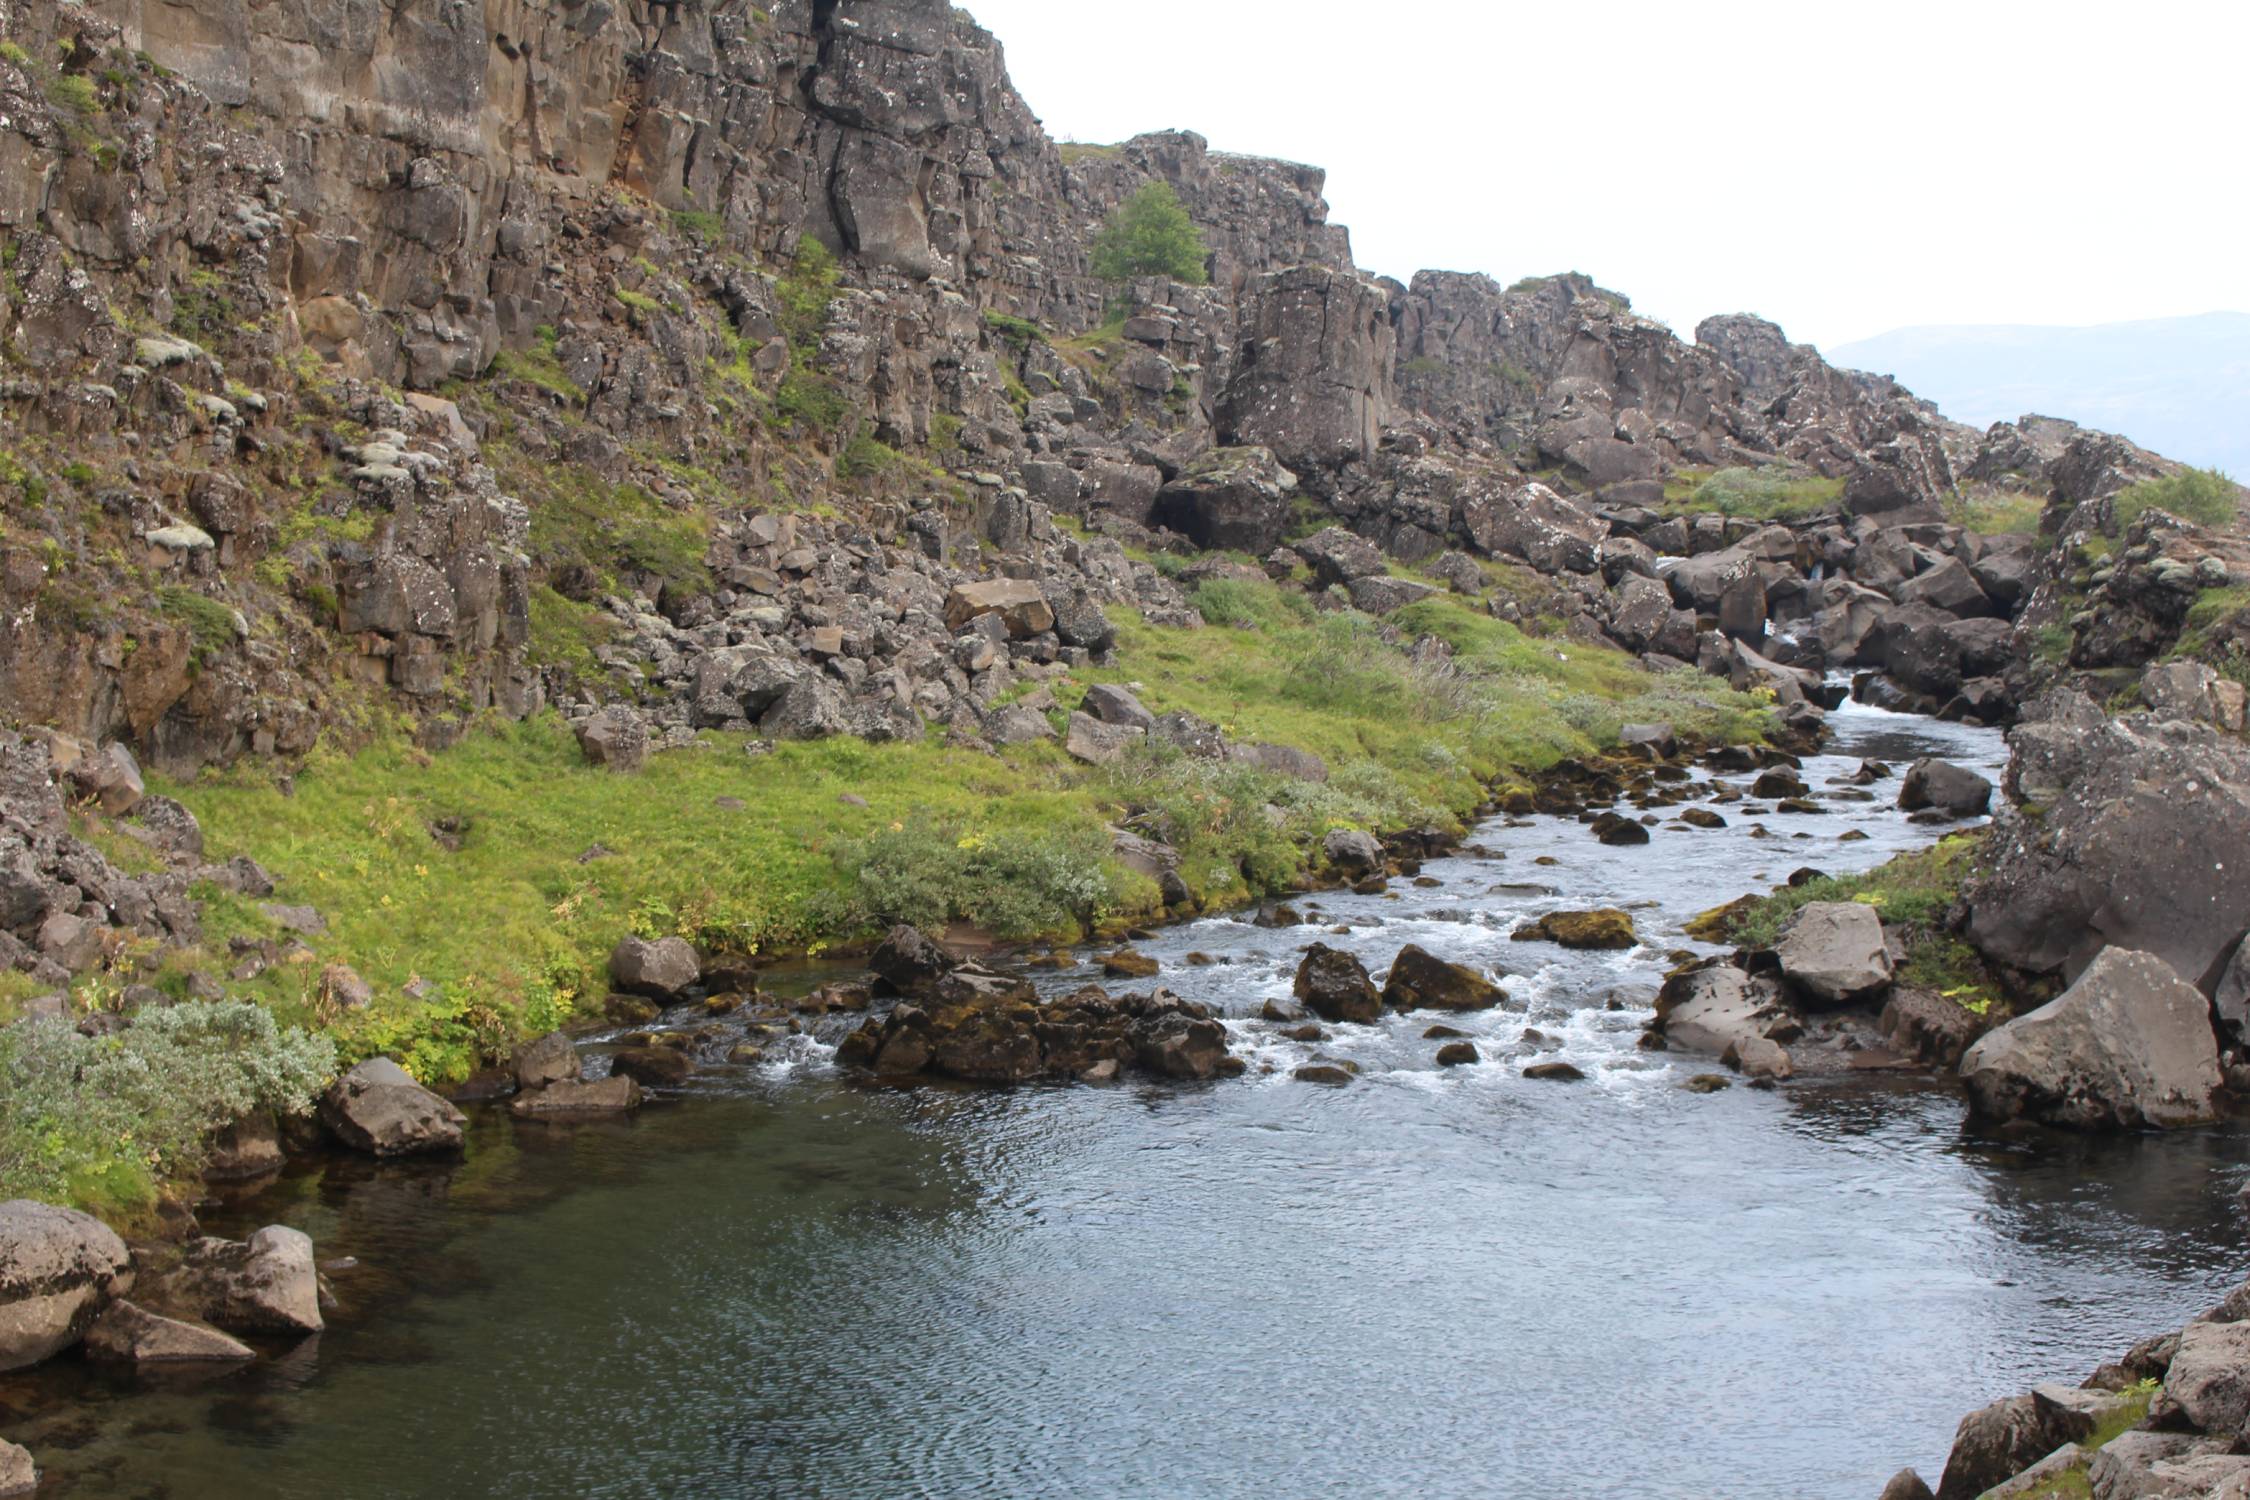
[1,0,2245,1007]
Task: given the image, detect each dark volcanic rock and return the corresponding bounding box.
[1294,943,1382,1023]
[1381,944,1506,1012]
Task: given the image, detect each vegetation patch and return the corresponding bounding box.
[1091,181,1209,284]
[0,1002,335,1222]
[2112,467,2242,533]
[1728,832,2004,1011]
[1946,487,2047,535]
[1668,466,1845,521]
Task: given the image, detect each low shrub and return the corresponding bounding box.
[0,1001,336,1215]
[2112,468,2242,533]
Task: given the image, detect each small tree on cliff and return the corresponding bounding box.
[1090,182,1209,285]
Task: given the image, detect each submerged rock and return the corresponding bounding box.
[84,1300,255,1364]
[839,982,1237,1085]
[1960,948,2224,1130]
[0,1199,133,1372]
[509,1076,642,1117]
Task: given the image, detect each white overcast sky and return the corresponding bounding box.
[962,0,2249,353]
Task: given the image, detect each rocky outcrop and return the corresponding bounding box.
[1966,707,2250,987]
[0,1199,133,1372]
[609,935,702,999]
[1959,948,2225,1130]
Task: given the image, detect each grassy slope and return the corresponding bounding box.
[161,575,1766,1081]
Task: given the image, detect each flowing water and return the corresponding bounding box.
[9,700,2248,1499]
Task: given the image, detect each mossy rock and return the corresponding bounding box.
[1514,908,1638,950]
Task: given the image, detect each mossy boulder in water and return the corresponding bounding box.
[1381,944,1505,1012]
[1513,909,1638,949]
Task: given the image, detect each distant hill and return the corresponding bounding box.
[1828,312,2250,478]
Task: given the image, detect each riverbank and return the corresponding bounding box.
[9,696,2249,1500]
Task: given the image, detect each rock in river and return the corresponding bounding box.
[84,1300,255,1364]
[1513,909,1638,949]
[0,1198,133,1372]
[321,1058,466,1156]
[1294,943,1383,1023]
[1381,944,1506,1012]
[0,1439,33,1498]
[1898,758,1992,818]
[1771,901,1893,1007]
[1959,947,2224,1130]
[140,1226,323,1336]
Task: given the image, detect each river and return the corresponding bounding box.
[9,699,2246,1499]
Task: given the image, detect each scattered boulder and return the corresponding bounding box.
[1381,944,1506,1011]
[513,1031,582,1092]
[1081,683,1155,730]
[608,1047,696,1088]
[2163,1321,2250,1441]
[0,1199,133,1372]
[1771,901,1893,1007]
[575,705,648,772]
[141,1227,322,1335]
[84,1300,255,1363]
[1435,1041,1479,1067]
[1960,948,2224,1130]
[1322,828,1385,876]
[1898,758,1992,818]
[1523,1061,1586,1082]
[320,1058,467,1157]
[1293,943,1382,1023]
[1103,948,1160,978]
[1934,1386,2101,1500]
[608,935,700,999]
[944,579,1054,638]
[1064,711,1145,765]
[1513,909,1637,949]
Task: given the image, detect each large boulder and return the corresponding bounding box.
[320,1058,467,1157]
[1064,711,1145,765]
[84,1300,255,1363]
[608,935,701,999]
[1151,446,1300,554]
[140,1226,322,1335]
[869,924,956,997]
[1934,1386,2101,1500]
[1653,966,1794,1060]
[1461,479,1607,576]
[1381,945,1506,1011]
[1966,709,2250,985]
[1293,526,1387,587]
[2163,1320,2250,1441]
[1293,944,1382,1023]
[574,705,647,772]
[1771,902,1893,1007]
[1322,828,1385,876]
[943,580,1054,638]
[0,1439,31,1497]
[1959,948,2224,1130]
[1513,909,1637,949]
[1898,759,1992,818]
[513,1031,582,1092]
[0,1199,133,1372]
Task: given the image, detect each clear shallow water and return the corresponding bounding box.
[9,704,2247,1500]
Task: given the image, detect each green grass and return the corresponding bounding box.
[490,326,586,402]
[983,310,1048,350]
[154,585,237,661]
[160,578,1765,1079]
[669,209,726,246]
[1946,487,2047,535]
[1728,833,2003,1012]
[1667,466,1845,521]
[496,444,712,598]
[2112,468,2241,533]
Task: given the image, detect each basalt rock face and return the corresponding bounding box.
[0,0,2232,809]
